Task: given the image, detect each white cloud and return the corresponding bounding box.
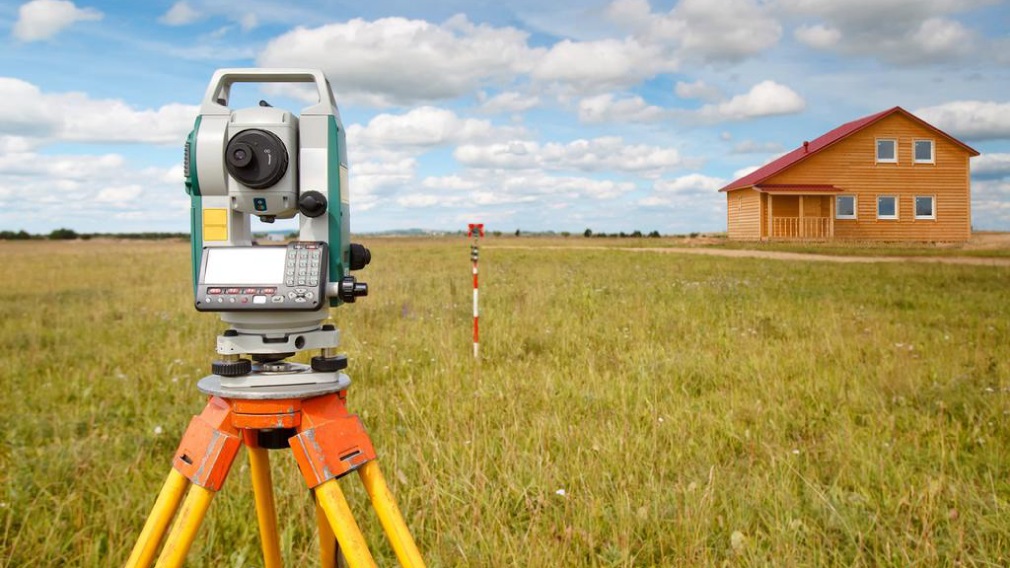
[910,17,974,58]
[0,151,183,231]
[607,0,781,61]
[654,173,725,195]
[794,24,841,49]
[972,153,1010,177]
[972,179,1010,228]
[733,165,761,179]
[532,37,674,92]
[697,80,806,122]
[351,158,417,197]
[238,13,258,31]
[412,169,637,211]
[0,77,197,145]
[455,136,686,176]
[639,173,725,208]
[578,93,669,123]
[159,1,200,26]
[664,0,782,62]
[778,0,985,64]
[606,0,653,29]
[347,106,524,155]
[420,175,480,191]
[258,15,537,106]
[95,185,144,203]
[477,91,541,114]
[396,194,441,208]
[732,140,785,154]
[914,100,1010,141]
[675,80,723,102]
[12,0,101,42]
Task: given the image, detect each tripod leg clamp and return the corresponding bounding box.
[172,396,242,491]
[289,394,377,488]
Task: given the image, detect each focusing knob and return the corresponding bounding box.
[338,276,368,303]
[349,243,371,271]
[225,129,289,189]
[298,191,328,218]
[212,358,252,377]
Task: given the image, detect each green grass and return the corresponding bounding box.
[699,239,1010,258]
[490,233,1010,258]
[1,238,1008,566]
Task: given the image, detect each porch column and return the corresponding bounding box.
[767,194,774,241]
[798,195,805,238]
[829,195,835,239]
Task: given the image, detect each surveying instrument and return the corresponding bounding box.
[124,69,425,568]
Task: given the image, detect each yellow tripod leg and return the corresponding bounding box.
[315,497,339,567]
[358,461,426,568]
[248,446,283,568]
[153,485,215,568]
[124,469,190,568]
[314,479,377,568]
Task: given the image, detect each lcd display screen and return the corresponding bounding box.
[203,247,287,285]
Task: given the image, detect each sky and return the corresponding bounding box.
[0,0,1008,235]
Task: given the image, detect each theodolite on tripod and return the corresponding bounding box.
[124,68,425,568]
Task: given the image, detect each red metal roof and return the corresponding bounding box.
[719,106,980,192]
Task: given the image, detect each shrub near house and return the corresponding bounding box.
[720,107,980,242]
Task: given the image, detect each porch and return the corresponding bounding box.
[757,184,843,241]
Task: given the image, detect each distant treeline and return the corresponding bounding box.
[0,229,190,241]
[1,228,709,241]
[448,229,672,238]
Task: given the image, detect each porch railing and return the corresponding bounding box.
[771,217,830,239]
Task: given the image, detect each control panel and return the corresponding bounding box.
[195,241,328,311]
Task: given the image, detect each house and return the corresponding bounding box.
[719,107,980,242]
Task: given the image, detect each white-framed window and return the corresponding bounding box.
[836,195,857,219]
[914,139,935,164]
[914,195,935,219]
[877,139,897,163]
[877,196,898,220]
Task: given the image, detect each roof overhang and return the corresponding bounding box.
[754,184,844,195]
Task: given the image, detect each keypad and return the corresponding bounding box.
[197,241,327,312]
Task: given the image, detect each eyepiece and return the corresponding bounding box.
[229,143,253,168]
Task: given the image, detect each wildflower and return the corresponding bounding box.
[730,530,746,552]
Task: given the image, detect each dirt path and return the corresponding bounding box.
[489,245,1010,266]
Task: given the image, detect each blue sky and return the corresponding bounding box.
[0,0,1008,235]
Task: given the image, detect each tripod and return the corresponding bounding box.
[124,375,425,568]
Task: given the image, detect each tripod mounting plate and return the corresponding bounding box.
[198,371,350,400]
[217,327,339,355]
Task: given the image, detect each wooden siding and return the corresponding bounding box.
[764,113,972,241]
[726,189,761,240]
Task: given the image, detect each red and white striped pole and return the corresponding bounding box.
[468,223,484,358]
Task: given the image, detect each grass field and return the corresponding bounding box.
[1,238,1008,566]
